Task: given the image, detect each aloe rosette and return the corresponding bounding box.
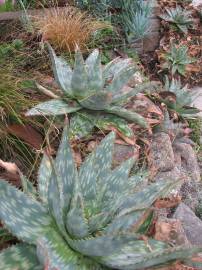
[0,126,202,269]
[26,45,159,139]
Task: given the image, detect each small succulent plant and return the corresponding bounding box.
[163,44,195,76]
[0,126,201,269]
[121,0,152,42]
[160,7,193,34]
[27,45,159,139]
[162,76,200,117]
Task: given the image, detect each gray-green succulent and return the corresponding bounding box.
[163,44,195,76]
[160,7,193,34]
[163,76,200,117]
[0,127,201,269]
[26,45,159,139]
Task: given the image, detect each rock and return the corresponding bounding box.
[143,31,160,53]
[173,142,201,182]
[113,143,139,167]
[180,181,202,210]
[149,132,175,172]
[191,87,202,117]
[154,166,187,184]
[154,218,189,246]
[173,203,202,245]
[192,0,202,7]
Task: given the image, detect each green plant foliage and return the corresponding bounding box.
[0,127,202,269]
[163,76,200,117]
[163,44,195,76]
[0,0,14,12]
[120,0,152,41]
[27,45,159,138]
[160,6,193,34]
[0,244,42,269]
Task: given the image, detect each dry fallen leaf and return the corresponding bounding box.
[7,124,44,150]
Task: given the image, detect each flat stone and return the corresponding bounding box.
[143,31,160,52]
[149,132,175,172]
[173,203,202,245]
[173,142,201,182]
[154,218,189,246]
[191,87,202,117]
[192,0,202,7]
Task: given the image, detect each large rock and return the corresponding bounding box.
[149,132,175,172]
[113,143,139,167]
[173,203,202,245]
[173,142,201,182]
[154,218,189,246]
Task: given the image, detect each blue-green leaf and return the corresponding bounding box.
[96,114,134,138]
[0,244,41,270]
[0,180,51,243]
[85,49,103,92]
[106,106,149,128]
[26,99,81,116]
[55,125,78,218]
[66,179,89,239]
[68,233,140,257]
[69,112,97,139]
[79,132,115,201]
[99,245,202,270]
[38,154,52,204]
[71,49,88,98]
[106,67,136,94]
[48,44,73,95]
[19,172,37,198]
[79,92,111,110]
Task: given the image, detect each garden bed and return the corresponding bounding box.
[0,0,202,269]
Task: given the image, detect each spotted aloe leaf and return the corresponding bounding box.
[54,125,77,217]
[0,244,41,270]
[47,44,73,96]
[101,157,135,202]
[96,114,134,138]
[103,58,133,82]
[79,92,112,110]
[68,233,140,257]
[37,229,89,270]
[19,172,37,198]
[38,154,52,204]
[105,210,147,234]
[79,132,115,201]
[106,67,136,94]
[0,181,51,243]
[106,106,149,128]
[26,99,81,116]
[114,180,180,217]
[71,49,88,99]
[69,112,97,139]
[112,81,160,104]
[66,174,89,239]
[48,164,66,236]
[85,49,103,92]
[98,242,202,269]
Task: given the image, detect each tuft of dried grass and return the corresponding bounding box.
[33,6,110,52]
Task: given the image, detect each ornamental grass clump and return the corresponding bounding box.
[33,7,109,52]
[0,127,201,269]
[27,45,159,138]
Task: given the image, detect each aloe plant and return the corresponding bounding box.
[121,0,152,42]
[163,44,195,76]
[26,45,159,139]
[0,127,201,269]
[160,7,193,34]
[163,76,200,117]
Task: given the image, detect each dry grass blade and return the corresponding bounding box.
[33,7,110,52]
